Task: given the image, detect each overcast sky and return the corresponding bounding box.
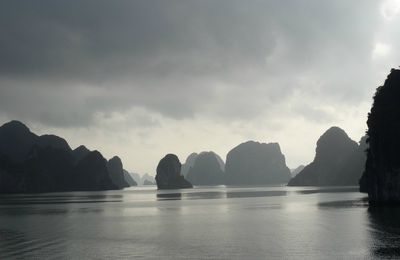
[1,0,400,175]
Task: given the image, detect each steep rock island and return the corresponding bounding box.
[360,69,400,204]
[225,141,291,185]
[155,154,193,189]
[0,120,131,193]
[288,127,366,186]
[186,151,225,185]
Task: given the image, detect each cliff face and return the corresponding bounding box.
[288,127,359,186]
[186,151,225,185]
[107,156,130,188]
[72,145,91,163]
[155,154,192,189]
[0,120,125,193]
[73,151,118,191]
[181,153,198,177]
[225,141,291,185]
[0,120,39,162]
[291,165,305,178]
[141,173,155,185]
[360,69,400,204]
[123,170,138,186]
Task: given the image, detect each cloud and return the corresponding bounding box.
[0,0,385,127]
[0,0,396,172]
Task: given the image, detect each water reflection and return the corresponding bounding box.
[317,197,368,209]
[296,186,359,195]
[0,192,122,216]
[0,193,123,206]
[3,186,400,259]
[156,189,287,201]
[157,192,182,200]
[368,206,400,258]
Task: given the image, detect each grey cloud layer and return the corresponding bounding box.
[0,0,385,127]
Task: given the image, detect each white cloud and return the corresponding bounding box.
[382,0,400,20]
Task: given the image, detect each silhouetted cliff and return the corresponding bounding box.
[186,151,225,185]
[141,173,155,185]
[360,69,400,204]
[123,170,138,186]
[181,153,198,177]
[155,154,192,189]
[72,145,90,163]
[288,127,363,186]
[334,136,367,185]
[0,120,40,162]
[107,156,130,188]
[225,141,291,185]
[291,165,305,177]
[73,151,118,191]
[0,120,128,193]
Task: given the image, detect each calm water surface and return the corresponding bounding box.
[0,186,400,259]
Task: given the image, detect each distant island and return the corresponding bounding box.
[288,127,366,186]
[180,141,292,187]
[0,120,136,193]
[186,151,225,185]
[225,141,291,185]
[155,154,193,189]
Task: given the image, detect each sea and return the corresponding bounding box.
[0,185,399,259]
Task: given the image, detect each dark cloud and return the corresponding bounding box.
[0,0,385,127]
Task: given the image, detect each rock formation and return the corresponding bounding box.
[131,172,142,185]
[288,127,361,186]
[334,136,367,186]
[72,145,91,163]
[37,134,71,151]
[155,154,192,189]
[0,120,40,162]
[360,69,400,204]
[0,120,127,193]
[225,141,291,185]
[123,170,138,186]
[186,151,225,185]
[291,165,305,177]
[107,156,130,188]
[73,151,118,191]
[141,173,155,185]
[180,153,198,177]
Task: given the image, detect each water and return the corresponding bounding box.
[0,186,399,259]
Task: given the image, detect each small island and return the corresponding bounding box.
[155,154,193,189]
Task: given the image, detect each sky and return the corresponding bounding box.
[1,0,400,175]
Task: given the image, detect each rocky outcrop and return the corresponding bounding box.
[107,156,130,188]
[0,120,125,193]
[73,151,118,191]
[288,127,360,186]
[0,120,39,162]
[123,170,138,186]
[225,141,291,185]
[334,136,367,186]
[72,145,91,163]
[181,153,198,177]
[37,134,71,151]
[291,165,305,177]
[360,69,400,204]
[186,151,225,185]
[155,154,192,189]
[141,173,155,186]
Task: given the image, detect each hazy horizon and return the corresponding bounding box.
[1,0,400,175]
